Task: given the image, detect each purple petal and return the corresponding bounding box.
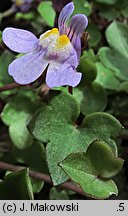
[67,14,88,57]
[9,51,48,84]
[68,14,88,38]
[46,63,82,88]
[58,2,74,35]
[3,27,38,53]
[72,34,81,59]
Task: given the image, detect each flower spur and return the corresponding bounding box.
[2,2,88,88]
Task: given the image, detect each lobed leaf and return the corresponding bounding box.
[60,140,123,199]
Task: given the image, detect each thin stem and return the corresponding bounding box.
[2,6,16,19]
[68,86,73,95]
[0,162,85,196]
[0,83,24,92]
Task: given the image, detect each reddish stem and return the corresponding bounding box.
[0,83,24,92]
[68,86,73,95]
[0,162,85,196]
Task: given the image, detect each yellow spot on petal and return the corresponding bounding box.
[15,0,23,6]
[56,35,70,49]
[42,28,59,39]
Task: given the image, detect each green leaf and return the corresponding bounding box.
[9,120,33,150]
[74,82,107,115]
[60,140,123,199]
[78,54,97,86]
[38,1,55,26]
[81,112,122,156]
[0,169,33,200]
[1,95,38,126]
[121,5,128,17]
[87,24,101,47]
[108,95,128,117]
[15,12,35,20]
[99,22,128,81]
[49,188,69,200]
[119,81,128,92]
[98,47,128,81]
[12,141,48,174]
[1,95,40,149]
[96,0,118,4]
[73,0,92,16]
[28,90,122,185]
[86,141,123,179]
[99,6,120,21]
[12,141,47,193]
[106,21,128,58]
[0,50,14,84]
[28,90,85,185]
[0,31,2,42]
[95,62,120,90]
[30,178,44,194]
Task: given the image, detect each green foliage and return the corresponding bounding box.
[87,24,101,47]
[0,31,2,42]
[96,0,118,4]
[1,141,47,194]
[15,12,35,20]
[60,140,123,199]
[12,141,48,174]
[73,0,92,16]
[0,169,33,200]
[0,0,127,200]
[75,51,107,114]
[106,21,128,58]
[99,7,120,21]
[0,51,14,84]
[78,52,97,85]
[74,82,107,115]
[97,0,128,21]
[49,188,69,200]
[31,178,44,194]
[28,90,122,186]
[95,62,120,90]
[38,1,56,26]
[1,95,41,149]
[99,21,128,81]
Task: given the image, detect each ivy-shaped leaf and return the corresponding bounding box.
[28,90,122,185]
[1,95,41,149]
[60,140,123,199]
[95,62,120,90]
[0,169,33,200]
[106,21,128,58]
[99,22,128,81]
[74,82,107,115]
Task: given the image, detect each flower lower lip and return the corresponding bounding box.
[46,54,58,61]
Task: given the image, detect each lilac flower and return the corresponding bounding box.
[12,0,33,12]
[2,3,88,88]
